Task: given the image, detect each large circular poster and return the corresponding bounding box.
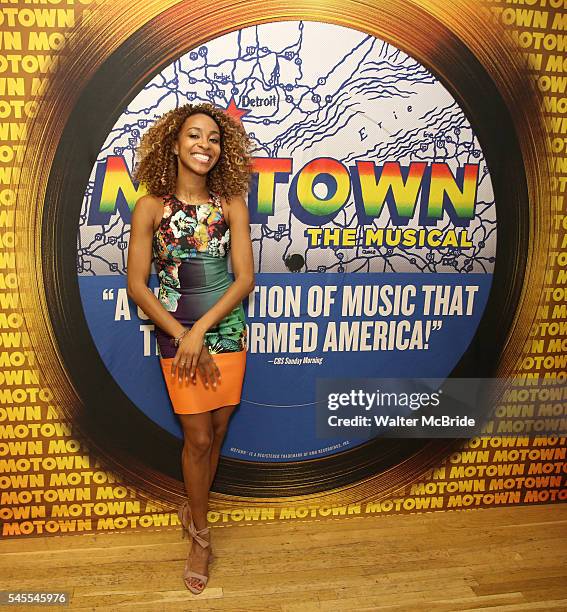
[76,21,496,464]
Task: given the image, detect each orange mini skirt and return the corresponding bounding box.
[159,350,246,414]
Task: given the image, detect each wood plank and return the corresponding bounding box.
[0,503,565,610]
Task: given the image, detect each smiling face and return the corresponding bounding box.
[173,112,222,176]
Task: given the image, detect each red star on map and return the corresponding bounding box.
[224,98,251,123]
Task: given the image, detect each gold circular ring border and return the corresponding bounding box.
[17,0,551,509]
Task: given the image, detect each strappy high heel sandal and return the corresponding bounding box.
[184,520,212,595]
[178,501,214,561]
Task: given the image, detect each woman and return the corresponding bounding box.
[126,102,254,595]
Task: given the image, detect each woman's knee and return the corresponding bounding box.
[183,430,213,456]
[212,421,229,442]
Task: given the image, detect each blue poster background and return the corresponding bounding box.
[79,272,492,461]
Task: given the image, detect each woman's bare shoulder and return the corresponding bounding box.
[134,193,164,210]
[133,194,165,228]
[219,193,247,225]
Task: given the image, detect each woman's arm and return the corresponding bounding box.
[172,194,255,379]
[126,195,187,340]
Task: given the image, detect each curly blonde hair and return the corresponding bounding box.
[134,102,252,198]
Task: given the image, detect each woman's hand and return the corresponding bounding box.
[197,345,221,389]
[171,326,205,383]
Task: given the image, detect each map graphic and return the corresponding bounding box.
[78,21,495,277]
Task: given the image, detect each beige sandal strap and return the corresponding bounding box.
[178,502,190,525]
[185,570,209,583]
[188,522,210,549]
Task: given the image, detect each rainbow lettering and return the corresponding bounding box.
[89,156,479,227]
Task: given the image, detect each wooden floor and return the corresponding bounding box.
[1,504,566,611]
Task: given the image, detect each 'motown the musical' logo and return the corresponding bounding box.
[89,156,479,249]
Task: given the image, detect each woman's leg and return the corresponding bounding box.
[178,412,214,590]
[209,405,237,488]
